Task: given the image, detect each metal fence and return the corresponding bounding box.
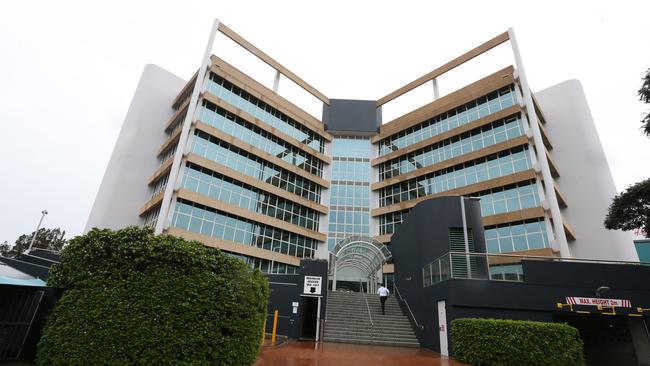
[0,287,44,361]
[422,251,650,287]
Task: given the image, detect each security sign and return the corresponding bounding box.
[303,276,322,295]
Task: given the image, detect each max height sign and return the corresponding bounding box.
[566,297,632,307]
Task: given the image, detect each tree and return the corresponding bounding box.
[605,178,650,238]
[639,68,650,136]
[0,241,10,257]
[604,69,650,237]
[2,228,66,258]
[37,226,269,366]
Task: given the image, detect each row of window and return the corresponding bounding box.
[200,101,323,177]
[182,164,320,231]
[327,137,373,252]
[379,148,532,207]
[379,210,409,236]
[227,251,299,275]
[150,173,169,200]
[378,180,541,235]
[327,234,346,251]
[378,115,523,181]
[329,183,370,208]
[167,109,186,136]
[190,131,322,202]
[172,200,318,258]
[159,141,178,164]
[485,219,549,253]
[332,137,373,158]
[142,206,160,229]
[207,73,324,152]
[332,159,372,182]
[328,209,370,236]
[378,85,517,155]
[478,181,541,217]
[172,80,195,111]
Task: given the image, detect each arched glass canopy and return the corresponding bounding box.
[330,235,392,292]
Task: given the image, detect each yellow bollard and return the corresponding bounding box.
[261,318,267,345]
[271,310,279,345]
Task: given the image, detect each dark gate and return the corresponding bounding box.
[0,286,44,361]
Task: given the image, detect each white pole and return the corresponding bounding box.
[507,27,570,257]
[460,197,471,278]
[315,297,322,341]
[332,257,337,291]
[272,70,281,93]
[27,210,48,253]
[432,78,440,100]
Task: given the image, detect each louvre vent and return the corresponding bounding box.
[448,228,481,279]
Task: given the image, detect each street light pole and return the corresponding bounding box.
[26,210,48,253]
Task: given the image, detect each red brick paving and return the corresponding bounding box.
[253,341,469,366]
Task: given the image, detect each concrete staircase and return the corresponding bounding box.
[324,291,420,347]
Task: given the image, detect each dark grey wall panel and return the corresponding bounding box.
[322,99,381,134]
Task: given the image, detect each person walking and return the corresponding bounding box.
[377,284,390,315]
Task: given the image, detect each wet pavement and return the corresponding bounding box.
[253,341,469,366]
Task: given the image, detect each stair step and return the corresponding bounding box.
[324,291,420,348]
[323,337,420,348]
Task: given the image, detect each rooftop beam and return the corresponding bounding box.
[217,22,330,105]
[376,31,510,107]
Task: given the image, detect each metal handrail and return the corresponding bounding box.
[394,284,424,330]
[364,294,374,330]
[439,251,650,266]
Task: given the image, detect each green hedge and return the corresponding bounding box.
[451,318,584,366]
[37,226,269,366]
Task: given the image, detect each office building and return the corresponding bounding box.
[86,20,638,293]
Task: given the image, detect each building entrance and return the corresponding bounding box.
[299,296,319,340]
[329,235,391,294]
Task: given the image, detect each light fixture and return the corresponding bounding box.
[595,286,611,297]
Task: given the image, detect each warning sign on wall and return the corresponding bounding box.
[566,297,632,307]
[303,276,322,295]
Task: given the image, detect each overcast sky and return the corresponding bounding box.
[1,0,649,244]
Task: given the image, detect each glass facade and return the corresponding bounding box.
[227,251,299,275]
[484,219,549,253]
[182,164,320,231]
[478,181,540,217]
[146,67,554,276]
[378,85,517,156]
[379,181,541,235]
[327,137,372,250]
[190,130,322,202]
[199,100,323,177]
[379,147,532,207]
[207,73,324,152]
[172,199,318,258]
[379,115,523,180]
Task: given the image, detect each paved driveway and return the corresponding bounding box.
[253,341,468,366]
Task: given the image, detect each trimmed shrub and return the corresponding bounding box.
[451,318,584,366]
[37,226,268,366]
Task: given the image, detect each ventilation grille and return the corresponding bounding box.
[448,228,481,279]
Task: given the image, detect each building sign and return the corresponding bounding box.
[303,276,322,295]
[566,297,632,307]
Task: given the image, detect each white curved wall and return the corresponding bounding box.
[535,80,638,261]
[85,64,186,232]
